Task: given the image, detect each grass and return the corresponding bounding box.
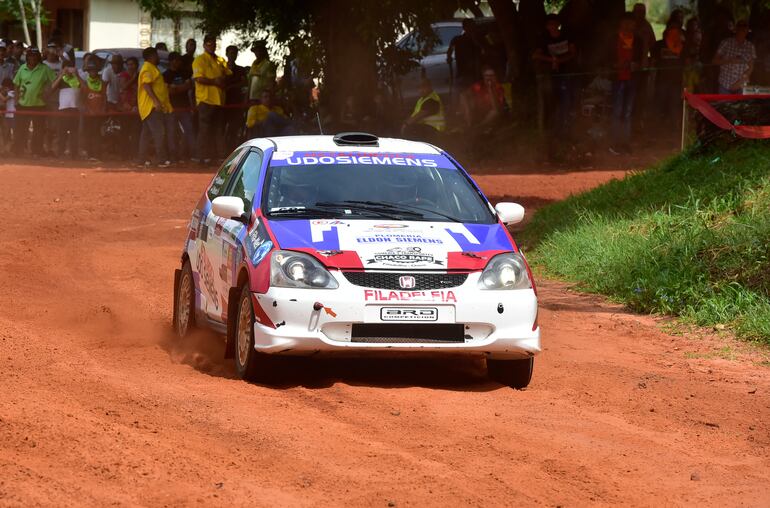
[520,141,770,344]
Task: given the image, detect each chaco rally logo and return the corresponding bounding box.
[368,246,443,266]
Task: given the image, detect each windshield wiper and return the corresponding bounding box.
[341,200,463,223]
[313,201,417,219]
[267,206,340,217]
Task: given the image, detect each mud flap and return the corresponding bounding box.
[172,269,181,330]
[225,286,241,359]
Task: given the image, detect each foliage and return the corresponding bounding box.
[521,142,770,343]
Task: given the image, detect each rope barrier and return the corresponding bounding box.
[684,92,770,139]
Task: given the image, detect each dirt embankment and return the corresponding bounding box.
[0,162,768,506]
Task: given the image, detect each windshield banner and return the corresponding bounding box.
[270,151,453,168]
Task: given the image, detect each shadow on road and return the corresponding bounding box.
[160,328,503,392]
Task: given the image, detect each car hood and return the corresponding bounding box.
[266,219,514,271]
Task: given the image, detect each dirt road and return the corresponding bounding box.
[1,162,768,507]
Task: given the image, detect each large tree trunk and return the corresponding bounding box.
[487,0,519,81]
[313,0,379,125]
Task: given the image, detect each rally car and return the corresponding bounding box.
[173,133,540,388]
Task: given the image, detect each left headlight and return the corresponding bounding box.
[270,250,339,289]
[478,253,532,290]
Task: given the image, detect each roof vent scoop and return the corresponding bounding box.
[333,132,379,147]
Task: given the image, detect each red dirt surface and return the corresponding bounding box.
[1,162,768,506]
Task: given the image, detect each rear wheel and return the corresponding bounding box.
[173,260,196,338]
[487,358,534,389]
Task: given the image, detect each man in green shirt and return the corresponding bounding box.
[13,46,55,156]
[247,40,275,102]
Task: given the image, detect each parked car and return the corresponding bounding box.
[395,18,497,106]
[173,132,540,388]
[91,47,169,72]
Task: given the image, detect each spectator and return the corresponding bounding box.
[136,47,172,167]
[447,19,482,89]
[247,40,276,102]
[102,54,124,111]
[12,46,55,156]
[224,44,247,146]
[283,41,314,117]
[119,56,140,158]
[609,14,643,155]
[77,59,107,161]
[0,78,15,153]
[461,66,507,132]
[401,78,445,143]
[632,3,655,67]
[192,34,231,163]
[246,90,292,137]
[532,13,577,153]
[43,42,62,72]
[164,51,195,161]
[43,41,63,155]
[683,17,703,92]
[51,63,81,158]
[181,38,196,76]
[713,20,756,95]
[338,94,361,131]
[655,13,685,122]
[11,41,26,65]
[0,41,18,94]
[155,42,168,52]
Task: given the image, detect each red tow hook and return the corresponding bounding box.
[313,302,337,317]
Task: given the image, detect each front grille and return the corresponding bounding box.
[351,323,465,343]
[343,272,468,290]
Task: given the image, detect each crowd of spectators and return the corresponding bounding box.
[0,35,307,166]
[0,6,767,165]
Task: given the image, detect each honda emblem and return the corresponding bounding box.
[399,275,416,289]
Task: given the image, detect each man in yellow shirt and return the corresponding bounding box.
[192,34,231,164]
[137,47,172,167]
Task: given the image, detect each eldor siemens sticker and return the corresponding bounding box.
[368,246,443,266]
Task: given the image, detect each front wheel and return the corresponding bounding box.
[233,284,279,382]
[487,358,534,389]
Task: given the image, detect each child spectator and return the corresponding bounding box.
[78,60,107,161]
[51,64,81,158]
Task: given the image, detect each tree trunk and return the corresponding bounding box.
[487,0,519,81]
[17,0,31,46]
[313,0,379,123]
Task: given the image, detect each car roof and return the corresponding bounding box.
[246,135,442,155]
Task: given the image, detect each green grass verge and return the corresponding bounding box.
[520,142,770,343]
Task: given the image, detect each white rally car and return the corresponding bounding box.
[173,133,540,388]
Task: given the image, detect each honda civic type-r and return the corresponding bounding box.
[172,133,540,388]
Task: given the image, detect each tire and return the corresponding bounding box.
[487,357,534,389]
[173,260,196,338]
[233,284,277,382]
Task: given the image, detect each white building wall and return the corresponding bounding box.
[87,0,143,50]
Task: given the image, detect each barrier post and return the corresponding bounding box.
[680,88,687,152]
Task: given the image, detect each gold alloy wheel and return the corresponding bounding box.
[177,271,192,336]
[237,294,252,368]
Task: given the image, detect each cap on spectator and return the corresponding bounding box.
[85,60,99,70]
[46,40,59,48]
[26,46,41,54]
[0,41,6,48]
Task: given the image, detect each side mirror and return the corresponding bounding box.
[211,196,246,222]
[495,202,525,225]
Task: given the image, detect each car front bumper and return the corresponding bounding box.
[250,271,540,360]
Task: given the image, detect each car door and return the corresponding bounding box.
[206,148,265,322]
[197,148,246,321]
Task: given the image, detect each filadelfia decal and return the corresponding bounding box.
[368,246,443,266]
[364,289,457,303]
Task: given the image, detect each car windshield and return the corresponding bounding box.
[263,152,495,224]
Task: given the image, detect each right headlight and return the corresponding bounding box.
[478,252,532,290]
[270,250,339,289]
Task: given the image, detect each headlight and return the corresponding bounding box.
[478,253,531,290]
[270,250,339,289]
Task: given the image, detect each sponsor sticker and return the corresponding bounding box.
[367,246,443,266]
[380,307,438,322]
